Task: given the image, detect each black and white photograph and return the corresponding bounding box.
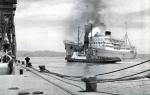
[0,0,150,95]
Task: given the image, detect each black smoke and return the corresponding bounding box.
[66,0,106,40]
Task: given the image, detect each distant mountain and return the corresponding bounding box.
[136,54,150,59]
[17,50,65,57]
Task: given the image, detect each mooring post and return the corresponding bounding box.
[82,76,97,92]
[28,62,32,67]
[146,74,150,79]
[19,69,23,75]
[21,61,25,65]
[39,65,46,72]
[18,60,20,63]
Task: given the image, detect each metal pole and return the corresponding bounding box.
[78,26,80,46]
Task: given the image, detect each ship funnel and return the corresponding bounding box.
[105,31,111,37]
[84,23,93,50]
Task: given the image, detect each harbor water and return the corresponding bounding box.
[18,55,150,95]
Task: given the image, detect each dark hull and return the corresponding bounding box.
[66,57,121,63]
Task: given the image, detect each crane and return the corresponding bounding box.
[0,0,17,59]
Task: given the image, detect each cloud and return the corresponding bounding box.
[102,0,150,14]
[15,0,75,51]
[96,0,150,29]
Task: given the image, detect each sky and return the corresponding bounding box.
[15,0,150,54]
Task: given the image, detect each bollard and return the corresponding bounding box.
[146,74,150,79]
[19,69,23,75]
[28,62,32,67]
[21,61,25,65]
[39,65,46,72]
[82,76,97,92]
[32,91,44,94]
[18,60,20,63]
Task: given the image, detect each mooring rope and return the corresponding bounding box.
[45,69,82,78]
[30,66,122,95]
[62,77,83,82]
[33,59,150,79]
[90,69,150,83]
[43,72,84,90]
[29,60,150,84]
[20,65,121,95]
[95,59,150,76]
[31,66,84,90]
[20,65,78,95]
[36,65,150,86]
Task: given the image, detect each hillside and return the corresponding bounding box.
[17,50,65,57]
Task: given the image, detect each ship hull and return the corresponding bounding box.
[66,57,121,63]
[94,47,137,59]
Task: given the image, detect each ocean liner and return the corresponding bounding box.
[64,22,137,63]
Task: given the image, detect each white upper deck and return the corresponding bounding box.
[89,32,133,51]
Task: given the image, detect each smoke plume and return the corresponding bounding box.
[66,0,106,40]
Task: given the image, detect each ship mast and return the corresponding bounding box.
[124,23,131,47]
[78,26,80,46]
[90,23,93,47]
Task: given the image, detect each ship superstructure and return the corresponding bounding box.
[89,31,137,59]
